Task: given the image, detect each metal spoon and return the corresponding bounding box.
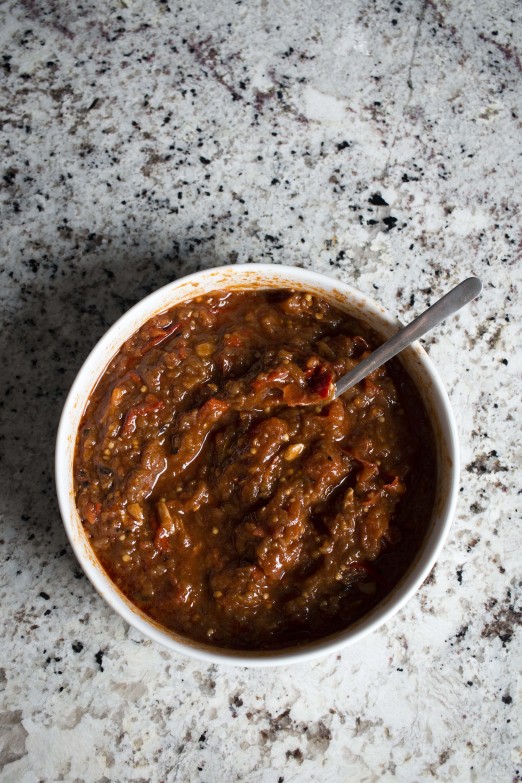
[334,277,483,398]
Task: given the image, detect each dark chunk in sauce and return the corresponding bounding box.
[74,289,436,650]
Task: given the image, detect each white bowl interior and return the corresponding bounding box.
[56,264,458,666]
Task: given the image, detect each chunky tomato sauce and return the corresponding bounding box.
[74,289,436,649]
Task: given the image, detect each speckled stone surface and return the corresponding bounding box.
[0,0,520,780]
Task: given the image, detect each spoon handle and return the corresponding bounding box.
[334,277,483,398]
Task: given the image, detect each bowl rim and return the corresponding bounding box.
[55,263,459,667]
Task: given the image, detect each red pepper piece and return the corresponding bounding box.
[306,364,333,399]
[154,526,171,551]
[141,321,181,354]
[266,367,290,383]
[383,475,405,494]
[364,377,380,396]
[121,394,165,436]
[198,397,230,420]
[83,501,101,525]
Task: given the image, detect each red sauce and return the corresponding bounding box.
[74,289,436,649]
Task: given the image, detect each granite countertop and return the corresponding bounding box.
[1,0,520,780]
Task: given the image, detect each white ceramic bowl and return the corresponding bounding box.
[56,264,458,666]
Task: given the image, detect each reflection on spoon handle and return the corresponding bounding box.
[334,277,483,399]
